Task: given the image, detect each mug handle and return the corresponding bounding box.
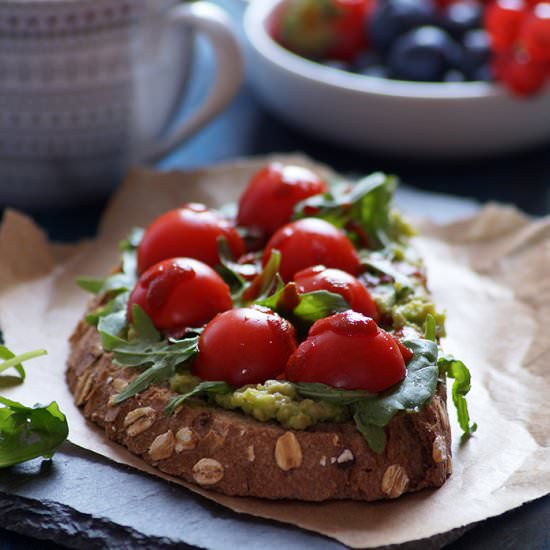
[143,2,243,162]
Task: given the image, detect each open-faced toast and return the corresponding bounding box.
[67,164,474,502]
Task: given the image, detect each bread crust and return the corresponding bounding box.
[67,317,452,501]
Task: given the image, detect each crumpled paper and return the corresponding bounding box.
[0,155,549,549]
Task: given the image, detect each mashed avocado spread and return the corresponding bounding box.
[170,375,349,429]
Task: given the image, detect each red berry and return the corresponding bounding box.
[327,0,370,61]
[485,0,527,51]
[498,50,548,96]
[521,3,550,62]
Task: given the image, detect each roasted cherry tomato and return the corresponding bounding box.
[285,310,408,393]
[237,163,328,238]
[128,258,232,332]
[294,265,379,321]
[263,218,361,282]
[137,204,245,274]
[193,306,297,386]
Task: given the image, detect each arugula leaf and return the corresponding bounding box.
[108,329,200,404]
[438,355,477,437]
[247,249,283,302]
[360,253,413,290]
[0,397,69,468]
[97,291,130,351]
[165,381,233,415]
[131,304,160,343]
[293,172,398,249]
[352,339,439,453]
[294,382,375,405]
[0,347,47,384]
[255,282,350,323]
[293,290,350,322]
[77,228,141,328]
[215,237,248,299]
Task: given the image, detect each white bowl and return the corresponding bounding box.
[244,0,550,158]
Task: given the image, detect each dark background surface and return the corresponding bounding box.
[1,0,550,548]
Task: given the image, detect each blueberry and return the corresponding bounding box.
[388,26,461,82]
[461,29,492,78]
[322,59,352,72]
[471,63,494,82]
[444,69,466,82]
[368,0,437,53]
[352,51,384,72]
[440,1,482,39]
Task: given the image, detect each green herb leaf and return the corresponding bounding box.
[0,347,47,383]
[360,253,413,289]
[294,382,375,404]
[294,172,397,249]
[77,229,141,330]
[0,397,69,468]
[253,249,283,301]
[165,381,233,416]
[216,237,247,299]
[255,284,350,324]
[110,336,200,403]
[438,355,477,437]
[97,291,130,351]
[352,339,439,453]
[131,304,160,343]
[424,313,436,342]
[293,290,350,322]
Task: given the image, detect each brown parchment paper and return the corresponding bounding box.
[0,155,549,549]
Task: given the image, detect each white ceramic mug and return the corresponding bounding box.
[0,0,243,208]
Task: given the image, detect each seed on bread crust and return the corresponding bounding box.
[112,378,128,393]
[336,449,354,464]
[175,427,198,452]
[275,432,303,471]
[149,431,175,461]
[74,371,94,406]
[124,407,156,437]
[192,458,224,485]
[432,435,448,464]
[247,445,255,462]
[381,465,410,498]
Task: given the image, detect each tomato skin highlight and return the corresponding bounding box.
[285,310,407,393]
[193,306,298,386]
[294,265,380,321]
[263,218,361,282]
[128,258,233,332]
[237,163,328,238]
[137,204,245,274]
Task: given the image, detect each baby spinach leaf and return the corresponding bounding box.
[352,339,439,453]
[0,397,69,468]
[165,381,233,415]
[438,355,477,437]
[294,172,397,249]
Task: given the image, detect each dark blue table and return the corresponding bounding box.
[2,0,550,548]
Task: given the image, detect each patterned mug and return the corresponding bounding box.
[0,0,243,208]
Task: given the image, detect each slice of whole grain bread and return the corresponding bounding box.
[67,317,452,502]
